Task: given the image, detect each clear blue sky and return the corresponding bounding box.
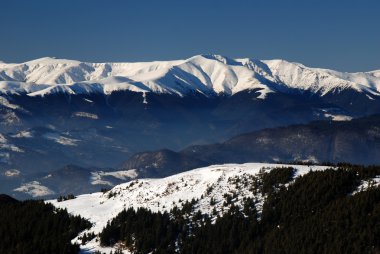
[1,0,379,71]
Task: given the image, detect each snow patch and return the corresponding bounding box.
[0,96,20,110]
[324,113,353,121]
[11,130,33,138]
[90,169,138,186]
[43,174,52,179]
[3,169,21,177]
[14,181,55,197]
[353,176,380,194]
[0,134,6,143]
[72,112,99,120]
[0,133,23,152]
[142,92,148,104]
[43,132,79,146]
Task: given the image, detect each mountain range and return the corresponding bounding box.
[1,55,380,198]
[1,54,380,98]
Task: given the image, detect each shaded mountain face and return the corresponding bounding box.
[1,83,380,176]
[121,115,380,178]
[0,90,334,175]
[0,194,18,205]
[0,55,380,183]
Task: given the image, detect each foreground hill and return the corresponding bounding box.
[52,162,380,254]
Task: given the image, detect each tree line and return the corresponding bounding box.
[0,197,91,254]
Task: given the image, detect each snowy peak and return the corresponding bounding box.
[0,55,380,99]
[263,59,380,96]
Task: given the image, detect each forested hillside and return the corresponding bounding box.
[0,197,91,254]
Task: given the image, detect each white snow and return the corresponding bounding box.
[72,112,99,119]
[315,108,353,121]
[11,130,33,138]
[90,169,138,186]
[0,96,20,109]
[142,92,148,104]
[78,240,130,254]
[262,59,380,96]
[3,169,21,177]
[43,174,52,179]
[43,132,79,146]
[0,55,379,99]
[0,133,6,143]
[14,181,55,197]
[0,133,24,152]
[323,113,353,121]
[353,176,380,194]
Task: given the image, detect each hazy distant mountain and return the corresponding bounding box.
[7,114,380,199]
[121,115,380,177]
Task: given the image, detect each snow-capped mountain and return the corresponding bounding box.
[1,54,380,98]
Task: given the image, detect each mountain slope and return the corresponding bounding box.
[51,163,329,234]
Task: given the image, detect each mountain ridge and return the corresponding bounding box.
[1,54,380,99]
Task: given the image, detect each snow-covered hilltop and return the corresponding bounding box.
[1,55,380,98]
[49,162,380,254]
[51,162,330,253]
